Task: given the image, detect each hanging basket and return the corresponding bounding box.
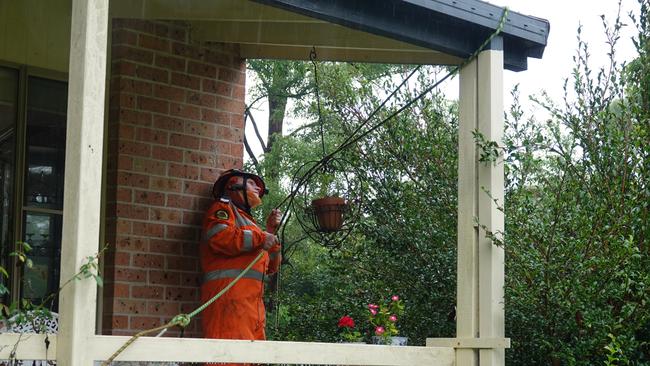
[290,157,363,249]
[310,196,348,232]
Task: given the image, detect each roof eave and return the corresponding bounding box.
[250,0,550,71]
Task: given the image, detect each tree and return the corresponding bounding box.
[245,60,312,173]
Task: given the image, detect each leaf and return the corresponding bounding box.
[93,274,104,287]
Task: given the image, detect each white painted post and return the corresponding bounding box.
[456,40,505,366]
[57,0,110,365]
[457,56,479,366]
[476,44,505,366]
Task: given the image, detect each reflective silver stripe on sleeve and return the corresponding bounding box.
[203,224,228,241]
[203,268,264,283]
[242,230,253,251]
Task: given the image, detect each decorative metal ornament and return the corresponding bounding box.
[279,46,367,250]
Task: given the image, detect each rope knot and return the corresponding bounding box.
[172,314,191,328]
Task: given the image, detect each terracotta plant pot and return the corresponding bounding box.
[311,196,347,232]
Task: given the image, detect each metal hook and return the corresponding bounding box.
[309,46,317,61]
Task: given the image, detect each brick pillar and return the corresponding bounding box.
[103,19,246,336]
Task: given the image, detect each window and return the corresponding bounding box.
[0,65,67,311]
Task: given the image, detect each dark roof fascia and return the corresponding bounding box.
[250,0,550,72]
[403,0,549,51]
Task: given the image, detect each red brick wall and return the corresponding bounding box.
[103,19,245,336]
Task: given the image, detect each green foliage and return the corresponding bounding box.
[473,129,504,164]
[70,250,105,288]
[502,4,650,364]
[605,334,631,366]
[9,241,33,269]
[0,244,106,325]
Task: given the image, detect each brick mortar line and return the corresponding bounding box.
[115,201,205,213]
[111,107,241,126]
[110,57,245,83]
[109,125,238,140]
[110,185,215,198]
[113,74,244,94]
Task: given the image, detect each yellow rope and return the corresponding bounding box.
[101,250,265,365]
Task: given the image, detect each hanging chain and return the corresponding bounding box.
[310,47,327,158]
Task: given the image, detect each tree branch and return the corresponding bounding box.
[287,121,320,137]
[244,109,267,152]
[244,136,260,172]
[245,95,267,115]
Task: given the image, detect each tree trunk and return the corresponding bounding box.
[267,93,287,153]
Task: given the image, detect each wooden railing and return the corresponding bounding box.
[0,334,456,365]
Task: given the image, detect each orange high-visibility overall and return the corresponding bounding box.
[200,197,281,365]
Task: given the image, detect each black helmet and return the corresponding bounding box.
[212,169,268,200]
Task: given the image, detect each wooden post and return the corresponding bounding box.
[457,56,479,366]
[477,41,505,366]
[456,38,505,366]
[57,0,109,364]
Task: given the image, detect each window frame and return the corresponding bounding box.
[0,60,68,307]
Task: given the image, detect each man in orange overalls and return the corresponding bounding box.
[200,169,281,364]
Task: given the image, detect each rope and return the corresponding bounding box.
[101,7,509,364]
[101,250,265,365]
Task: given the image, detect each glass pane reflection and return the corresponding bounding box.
[0,67,17,295]
[22,212,62,309]
[24,76,67,210]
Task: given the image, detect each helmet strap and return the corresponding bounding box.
[241,176,251,214]
[225,174,260,215]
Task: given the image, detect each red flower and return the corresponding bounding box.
[338,315,355,328]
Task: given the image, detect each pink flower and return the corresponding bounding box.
[375,326,385,335]
[389,315,397,322]
[368,303,379,310]
[370,308,377,315]
[391,295,399,302]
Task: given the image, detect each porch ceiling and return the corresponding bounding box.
[111,0,549,71]
[110,0,464,65]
